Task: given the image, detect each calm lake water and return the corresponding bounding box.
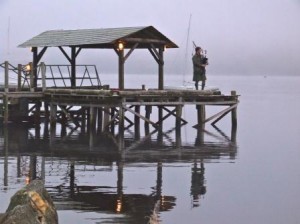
[1,74,300,224]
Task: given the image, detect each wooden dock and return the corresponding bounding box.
[0,60,239,150]
[1,26,239,149]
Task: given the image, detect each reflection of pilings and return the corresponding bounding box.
[17,155,21,179]
[30,155,37,180]
[191,162,206,208]
[156,162,162,198]
[116,160,124,213]
[4,126,8,187]
[117,161,124,197]
[41,157,45,181]
[70,160,75,197]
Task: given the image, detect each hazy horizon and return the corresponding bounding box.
[1,0,300,77]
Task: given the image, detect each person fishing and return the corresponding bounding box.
[192,46,208,90]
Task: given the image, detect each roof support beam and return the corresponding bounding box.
[148,45,164,90]
[37,47,48,63]
[124,43,139,62]
[59,47,71,63]
[32,47,48,90]
[58,46,81,88]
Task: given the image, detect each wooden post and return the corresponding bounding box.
[50,115,56,147]
[176,104,182,148]
[49,103,57,127]
[134,106,140,139]
[145,105,152,135]
[196,105,206,127]
[30,156,37,180]
[40,62,46,92]
[111,107,115,135]
[231,91,237,127]
[3,94,9,124]
[17,64,22,91]
[3,61,9,124]
[195,128,205,146]
[158,47,164,90]
[231,123,237,143]
[89,107,96,149]
[4,61,9,93]
[118,104,125,150]
[89,107,97,132]
[32,47,38,91]
[34,101,41,125]
[157,106,163,144]
[29,62,34,92]
[71,47,76,88]
[118,49,125,90]
[44,102,50,122]
[176,103,183,128]
[97,107,103,133]
[103,107,110,132]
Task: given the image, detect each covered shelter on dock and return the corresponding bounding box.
[18,26,178,90]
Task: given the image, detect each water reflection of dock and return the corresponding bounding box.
[0,123,237,222]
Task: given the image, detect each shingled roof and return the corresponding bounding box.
[18,26,178,49]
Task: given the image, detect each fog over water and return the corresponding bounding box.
[1,0,300,76]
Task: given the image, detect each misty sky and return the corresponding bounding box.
[1,0,300,76]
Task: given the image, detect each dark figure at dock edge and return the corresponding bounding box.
[192,47,208,90]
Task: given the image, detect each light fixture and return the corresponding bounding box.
[25,64,31,72]
[116,199,122,213]
[118,42,124,51]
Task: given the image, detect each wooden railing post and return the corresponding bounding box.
[17,64,22,91]
[40,62,46,91]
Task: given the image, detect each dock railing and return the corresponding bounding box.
[0,61,32,92]
[37,63,101,89]
[0,61,102,92]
